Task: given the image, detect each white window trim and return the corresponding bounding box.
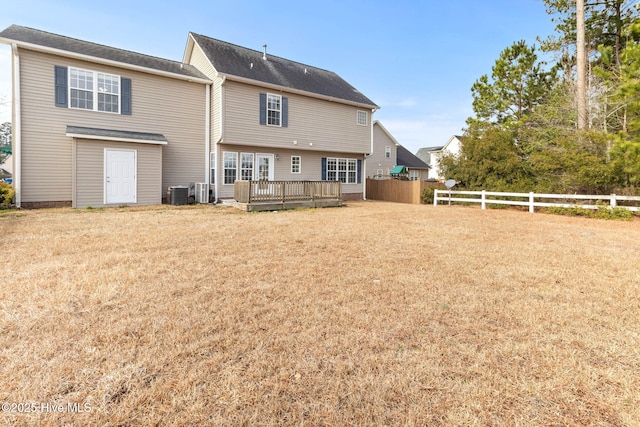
[267,93,282,127]
[223,151,238,185]
[291,155,301,174]
[326,157,358,184]
[240,152,255,181]
[69,67,121,114]
[357,110,368,126]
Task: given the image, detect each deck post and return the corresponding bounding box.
[434,189,438,206]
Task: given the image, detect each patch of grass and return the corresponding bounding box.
[546,205,633,220]
[1,201,639,425]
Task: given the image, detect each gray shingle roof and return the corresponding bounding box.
[397,145,429,169]
[66,126,167,143]
[191,33,378,108]
[0,25,208,81]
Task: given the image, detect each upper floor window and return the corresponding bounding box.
[357,110,368,126]
[259,93,288,127]
[69,67,120,113]
[385,146,391,158]
[267,94,281,126]
[55,65,130,114]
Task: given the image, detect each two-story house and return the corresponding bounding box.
[368,121,399,178]
[416,135,462,181]
[369,120,429,181]
[0,25,378,208]
[182,33,378,202]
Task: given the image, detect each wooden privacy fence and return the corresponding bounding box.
[234,180,341,203]
[434,190,640,213]
[366,178,441,204]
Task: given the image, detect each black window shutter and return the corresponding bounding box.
[259,93,267,125]
[54,66,68,107]
[121,78,132,115]
[321,157,327,180]
[282,96,288,127]
[357,159,362,184]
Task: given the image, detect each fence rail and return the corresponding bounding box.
[433,190,640,213]
[234,180,341,203]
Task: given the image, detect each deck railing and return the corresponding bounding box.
[234,180,341,203]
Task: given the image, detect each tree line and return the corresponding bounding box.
[440,0,640,194]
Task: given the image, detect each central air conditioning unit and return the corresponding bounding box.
[195,182,209,203]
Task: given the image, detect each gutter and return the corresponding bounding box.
[11,43,21,207]
[205,84,211,200]
[363,109,378,201]
[214,76,226,203]
[0,38,213,85]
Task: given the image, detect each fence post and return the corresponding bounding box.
[610,193,617,208]
[434,189,438,206]
[529,192,535,213]
[481,190,486,210]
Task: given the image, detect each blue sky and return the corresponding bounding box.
[0,0,557,154]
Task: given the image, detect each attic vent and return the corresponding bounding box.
[263,44,267,61]
[250,63,254,69]
[304,68,307,74]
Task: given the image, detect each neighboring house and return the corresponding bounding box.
[396,145,429,181]
[369,120,428,181]
[416,135,462,181]
[0,25,378,208]
[183,33,378,201]
[368,120,398,177]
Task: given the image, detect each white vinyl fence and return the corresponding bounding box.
[433,190,640,213]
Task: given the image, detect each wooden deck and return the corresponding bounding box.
[232,180,342,212]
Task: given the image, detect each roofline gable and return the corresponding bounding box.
[373,120,400,146]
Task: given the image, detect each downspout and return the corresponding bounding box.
[205,83,211,201]
[214,76,226,203]
[363,108,377,200]
[11,43,21,208]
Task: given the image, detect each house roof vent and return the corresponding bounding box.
[262,44,267,61]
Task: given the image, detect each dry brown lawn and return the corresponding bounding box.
[1,201,639,426]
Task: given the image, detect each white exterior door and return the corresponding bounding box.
[255,154,274,181]
[105,149,136,204]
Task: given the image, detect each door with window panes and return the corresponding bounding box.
[255,154,274,193]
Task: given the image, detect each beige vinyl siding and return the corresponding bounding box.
[17,48,207,203]
[73,139,161,208]
[188,43,218,143]
[223,81,371,154]
[216,143,364,199]
[370,123,397,176]
[188,42,216,77]
[212,76,223,144]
